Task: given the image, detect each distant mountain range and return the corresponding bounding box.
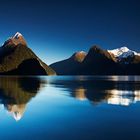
[0,32,56,75]
[1,32,140,75]
[50,46,140,75]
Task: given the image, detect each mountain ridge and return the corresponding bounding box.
[50,51,86,75]
[50,45,140,75]
[0,32,56,75]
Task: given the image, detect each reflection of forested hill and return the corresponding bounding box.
[50,77,140,106]
[0,77,45,121]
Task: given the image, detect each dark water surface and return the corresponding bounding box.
[0,76,140,140]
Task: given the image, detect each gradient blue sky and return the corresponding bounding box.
[0,0,140,64]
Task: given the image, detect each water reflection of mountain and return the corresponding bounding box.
[50,77,140,106]
[0,77,44,121]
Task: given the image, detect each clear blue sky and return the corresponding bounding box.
[0,0,140,64]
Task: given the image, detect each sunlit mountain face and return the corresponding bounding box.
[0,32,56,75]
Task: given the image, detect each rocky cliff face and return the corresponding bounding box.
[0,32,56,75]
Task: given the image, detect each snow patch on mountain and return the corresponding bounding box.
[108,47,140,58]
[13,32,23,39]
[3,32,27,47]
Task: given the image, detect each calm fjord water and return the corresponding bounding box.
[0,76,140,140]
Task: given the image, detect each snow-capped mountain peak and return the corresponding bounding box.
[13,32,23,39]
[2,32,27,47]
[108,47,140,59]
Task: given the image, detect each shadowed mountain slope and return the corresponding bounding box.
[50,45,140,75]
[50,51,86,75]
